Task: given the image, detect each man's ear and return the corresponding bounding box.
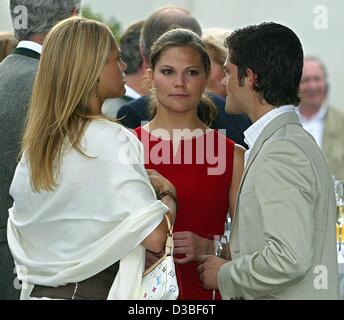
[246,68,257,90]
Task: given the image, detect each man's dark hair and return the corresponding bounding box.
[120,20,144,75]
[141,6,202,63]
[225,22,304,107]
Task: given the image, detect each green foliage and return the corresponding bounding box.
[81,5,122,40]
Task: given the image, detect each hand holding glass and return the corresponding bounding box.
[211,234,229,300]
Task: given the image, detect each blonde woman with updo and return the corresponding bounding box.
[7,17,177,300]
[202,27,232,98]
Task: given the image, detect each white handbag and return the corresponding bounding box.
[141,215,179,300]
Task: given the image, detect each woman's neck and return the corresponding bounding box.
[88,93,102,115]
[144,108,209,140]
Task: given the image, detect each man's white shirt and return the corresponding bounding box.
[244,105,296,167]
[296,105,326,149]
[17,40,42,54]
[124,85,140,100]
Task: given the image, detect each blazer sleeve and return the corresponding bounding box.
[218,139,316,299]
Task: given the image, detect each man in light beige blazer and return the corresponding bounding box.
[197,22,340,299]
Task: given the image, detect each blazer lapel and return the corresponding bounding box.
[230,112,302,245]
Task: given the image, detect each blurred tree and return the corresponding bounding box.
[81,5,122,39]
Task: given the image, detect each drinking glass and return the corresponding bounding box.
[335,180,344,253]
[211,234,229,300]
[224,211,232,239]
[214,234,230,259]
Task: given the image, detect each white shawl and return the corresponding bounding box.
[7,120,168,299]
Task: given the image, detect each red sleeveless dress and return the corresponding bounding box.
[135,127,234,300]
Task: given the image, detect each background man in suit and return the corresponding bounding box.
[117,6,251,147]
[102,20,146,117]
[198,22,339,299]
[297,56,344,180]
[0,0,81,299]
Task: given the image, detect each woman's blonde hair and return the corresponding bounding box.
[21,16,116,192]
[202,27,231,66]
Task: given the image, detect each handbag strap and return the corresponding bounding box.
[142,215,174,277]
[164,214,174,256]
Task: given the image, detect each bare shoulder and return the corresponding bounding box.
[234,144,246,157]
[233,144,245,172]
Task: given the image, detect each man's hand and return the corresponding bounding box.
[173,231,209,264]
[197,255,227,290]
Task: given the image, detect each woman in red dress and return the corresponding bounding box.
[134,28,245,299]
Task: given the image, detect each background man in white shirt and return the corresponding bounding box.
[298,56,344,180]
[102,20,147,117]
